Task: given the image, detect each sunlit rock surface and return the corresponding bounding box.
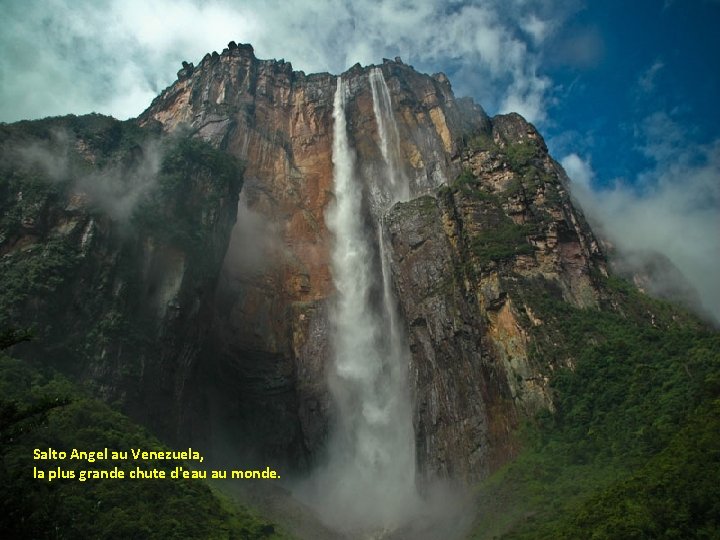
[3,43,608,484]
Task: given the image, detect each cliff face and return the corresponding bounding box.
[2,43,608,482]
[0,116,242,445]
[385,115,606,480]
[138,44,494,469]
[137,43,605,480]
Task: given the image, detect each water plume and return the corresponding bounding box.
[369,67,409,203]
[299,74,419,536]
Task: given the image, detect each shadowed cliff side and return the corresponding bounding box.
[384,112,607,482]
[0,114,242,447]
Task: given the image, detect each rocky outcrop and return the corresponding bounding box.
[384,113,606,480]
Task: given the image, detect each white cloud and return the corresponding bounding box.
[560,153,594,189]
[543,26,604,69]
[0,0,568,124]
[637,60,665,94]
[521,14,552,44]
[562,115,720,321]
[635,111,687,163]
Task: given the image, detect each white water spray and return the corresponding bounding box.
[302,74,420,535]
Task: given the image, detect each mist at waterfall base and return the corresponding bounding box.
[292,71,471,539]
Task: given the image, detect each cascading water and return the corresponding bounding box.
[369,67,412,370]
[369,68,410,203]
[301,73,420,536]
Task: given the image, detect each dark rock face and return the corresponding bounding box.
[0,117,241,448]
[385,195,501,480]
[2,44,610,481]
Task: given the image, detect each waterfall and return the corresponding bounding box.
[369,67,410,203]
[303,74,419,535]
[370,66,412,383]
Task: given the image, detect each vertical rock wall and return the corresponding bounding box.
[135,44,605,479]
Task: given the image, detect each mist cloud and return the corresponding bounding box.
[561,113,720,321]
[8,131,163,222]
[74,139,163,221]
[222,191,287,277]
[14,129,72,182]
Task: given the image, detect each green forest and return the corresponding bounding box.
[0,345,286,539]
[471,276,720,539]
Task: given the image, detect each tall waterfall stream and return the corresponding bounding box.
[299,70,420,536]
[295,69,469,540]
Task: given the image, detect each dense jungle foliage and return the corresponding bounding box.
[0,350,284,539]
[471,276,720,539]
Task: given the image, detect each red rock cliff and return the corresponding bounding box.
[139,43,606,480]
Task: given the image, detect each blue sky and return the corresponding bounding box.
[543,0,720,186]
[1,0,718,318]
